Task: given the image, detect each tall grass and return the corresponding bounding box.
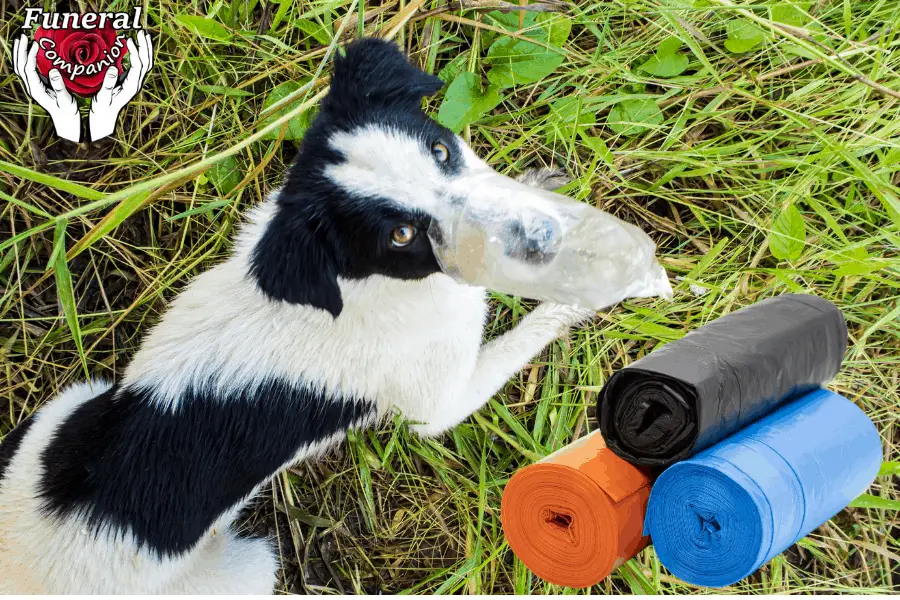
[1,0,898,594]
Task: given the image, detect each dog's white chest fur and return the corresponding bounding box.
[122,198,490,423]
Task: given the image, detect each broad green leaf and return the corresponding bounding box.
[607,98,663,136]
[848,494,900,511]
[769,204,806,261]
[640,52,689,78]
[659,36,683,56]
[197,85,253,97]
[879,461,900,477]
[640,36,689,77]
[486,37,565,89]
[771,4,810,26]
[482,10,537,48]
[208,155,242,197]
[260,81,316,141]
[485,12,572,88]
[438,53,469,84]
[437,73,503,133]
[487,10,536,30]
[175,15,233,42]
[724,19,765,53]
[484,15,570,89]
[537,13,573,47]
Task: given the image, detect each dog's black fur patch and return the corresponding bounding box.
[0,416,35,484]
[38,382,374,557]
[328,38,444,116]
[250,38,465,317]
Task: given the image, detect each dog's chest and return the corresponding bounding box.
[125,269,489,412]
[335,274,489,410]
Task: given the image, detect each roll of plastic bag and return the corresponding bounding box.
[645,388,882,588]
[501,431,651,588]
[598,293,848,467]
[428,169,672,311]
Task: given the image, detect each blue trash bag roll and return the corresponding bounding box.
[644,388,882,588]
[598,293,847,467]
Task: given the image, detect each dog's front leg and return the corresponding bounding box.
[412,303,593,437]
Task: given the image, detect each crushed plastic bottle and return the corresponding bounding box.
[429,170,673,310]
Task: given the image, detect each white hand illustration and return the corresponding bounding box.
[89,30,153,142]
[13,34,81,143]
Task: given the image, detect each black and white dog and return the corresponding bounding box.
[0,38,594,593]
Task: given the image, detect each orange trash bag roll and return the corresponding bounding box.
[500,431,651,588]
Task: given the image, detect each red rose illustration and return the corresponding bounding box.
[34,24,128,97]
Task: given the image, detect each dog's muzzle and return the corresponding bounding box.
[427,169,672,310]
[500,213,562,266]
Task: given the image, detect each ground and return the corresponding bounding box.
[1,0,898,594]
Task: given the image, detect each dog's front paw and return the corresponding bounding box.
[526,302,596,336]
[515,167,572,191]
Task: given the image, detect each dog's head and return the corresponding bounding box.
[249,38,542,317]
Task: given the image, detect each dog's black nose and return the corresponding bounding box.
[501,217,559,265]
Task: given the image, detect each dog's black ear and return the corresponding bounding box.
[326,37,444,111]
[249,206,343,318]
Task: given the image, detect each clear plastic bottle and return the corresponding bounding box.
[429,171,673,310]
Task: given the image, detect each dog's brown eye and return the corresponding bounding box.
[432,141,450,163]
[391,224,416,247]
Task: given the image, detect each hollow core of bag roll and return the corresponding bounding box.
[605,372,696,460]
[500,431,650,588]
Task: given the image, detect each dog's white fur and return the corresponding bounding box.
[0,381,283,594]
[0,121,591,593]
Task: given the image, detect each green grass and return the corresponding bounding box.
[1,0,899,594]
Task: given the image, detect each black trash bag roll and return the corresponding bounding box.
[598,293,848,467]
